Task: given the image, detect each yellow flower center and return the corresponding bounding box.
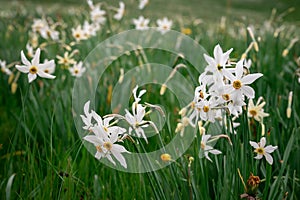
[233,80,242,89]
[249,109,257,116]
[199,91,204,99]
[217,64,222,71]
[160,153,171,162]
[74,69,79,74]
[255,147,265,155]
[103,126,108,132]
[29,66,38,74]
[75,33,81,38]
[96,145,103,152]
[103,142,113,151]
[44,69,49,73]
[201,141,205,149]
[222,94,230,101]
[203,105,209,112]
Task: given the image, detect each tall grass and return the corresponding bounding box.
[0,0,299,199]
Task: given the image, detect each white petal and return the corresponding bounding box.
[223,69,236,82]
[32,48,41,66]
[260,137,266,147]
[84,101,91,116]
[249,141,259,148]
[242,86,255,99]
[254,154,263,160]
[39,60,55,70]
[112,151,127,168]
[209,149,222,155]
[28,73,37,83]
[265,145,278,153]
[21,51,31,66]
[241,73,263,85]
[16,65,29,73]
[83,135,100,145]
[264,153,273,165]
[106,154,116,166]
[112,144,129,153]
[37,70,56,79]
[235,60,244,79]
[203,54,216,66]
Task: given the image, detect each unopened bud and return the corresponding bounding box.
[160,84,167,95]
[161,153,171,162]
[11,82,17,94]
[282,49,289,57]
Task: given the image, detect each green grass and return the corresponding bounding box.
[0,0,300,199]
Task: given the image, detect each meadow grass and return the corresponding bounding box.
[0,0,300,199]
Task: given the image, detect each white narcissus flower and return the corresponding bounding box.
[0,60,12,75]
[204,44,233,76]
[125,104,149,143]
[156,17,172,34]
[69,61,86,77]
[196,99,217,123]
[56,52,76,67]
[201,134,222,162]
[133,16,150,30]
[250,137,277,165]
[114,2,125,21]
[72,25,88,42]
[84,125,130,168]
[90,5,106,25]
[248,97,269,122]
[42,59,55,74]
[15,48,56,83]
[223,59,263,102]
[138,0,149,10]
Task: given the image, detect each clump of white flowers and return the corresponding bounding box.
[81,85,161,168]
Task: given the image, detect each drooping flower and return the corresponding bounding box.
[156,17,172,34]
[133,16,150,30]
[249,137,277,165]
[114,2,125,21]
[200,134,222,162]
[15,48,56,83]
[69,61,86,77]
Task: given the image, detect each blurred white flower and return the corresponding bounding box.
[83,21,99,37]
[248,97,269,122]
[201,134,222,162]
[133,16,150,30]
[26,43,34,58]
[250,137,277,165]
[0,60,12,75]
[31,18,48,34]
[69,61,86,77]
[42,59,55,74]
[114,2,125,21]
[156,17,172,34]
[72,25,88,42]
[56,52,76,67]
[138,0,149,10]
[90,5,106,25]
[15,48,55,83]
